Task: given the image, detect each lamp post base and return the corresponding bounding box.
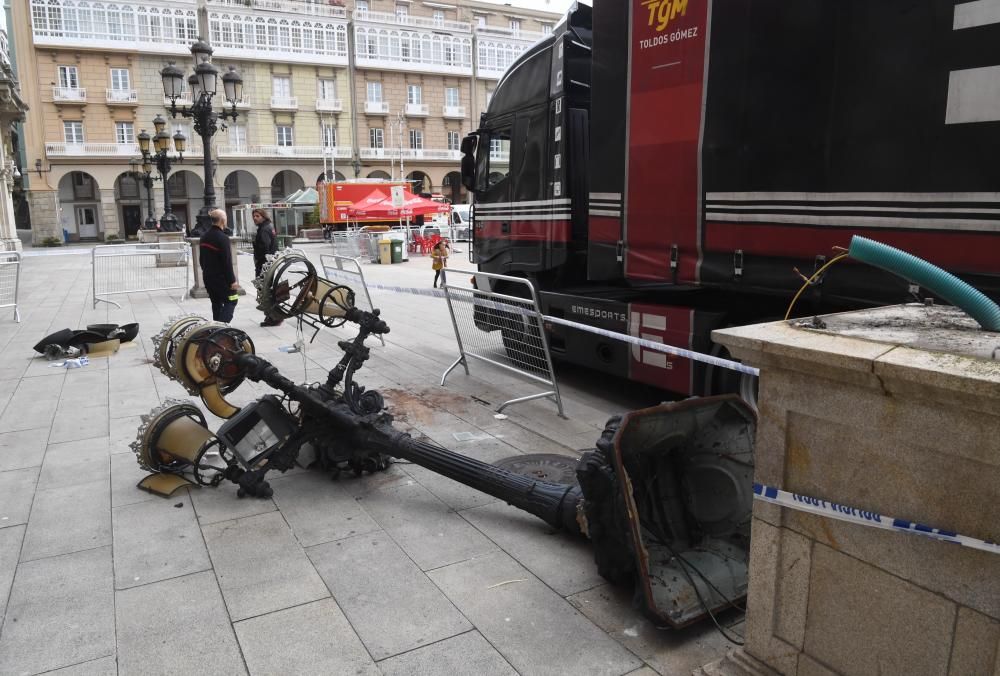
[186,236,246,298]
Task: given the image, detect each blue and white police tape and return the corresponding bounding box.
[318,268,760,378]
[753,482,1000,556]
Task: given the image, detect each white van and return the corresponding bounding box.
[450,204,472,241]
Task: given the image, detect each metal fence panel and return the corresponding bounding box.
[92,243,191,308]
[440,269,563,416]
[0,252,20,322]
[319,253,385,345]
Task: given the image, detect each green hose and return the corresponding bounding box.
[848,235,1000,332]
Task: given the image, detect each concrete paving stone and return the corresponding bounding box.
[0,466,38,528]
[461,501,605,597]
[202,511,330,621]
[234,598,380,676]
[377,630,518,676]
[115,571,247,676]
[0,426,49,471]
[567,583,746,676]
[0,546,115,675]
[189,482,276,525]
[21,479,111,562]
[269,471,382,547]
[0,525,24,619]
[110,452,158,508]
[22,356,75,379]
[623,668,659,676]
[427,550,643,676]
[0,376,63,433]
[401,460,504,513]
[109,386,161,420]
[39,436,111,489]
[947,607,1000,676]
[112,495,212,590]
[355,479,498,571]
[43,655,119,675]
[108,365,155,392]
[109,414,142,454]
[0,357,29,381]
[59,369,110,404]
[307,531,472,661]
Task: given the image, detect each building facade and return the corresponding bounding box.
[12,0,561,243]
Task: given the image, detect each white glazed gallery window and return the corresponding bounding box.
[409,129,423,150]
[369,127,384,149]
[356,0,368,17]
[110,68,130,91]
[273,76,292,99]
[432,10,444,26]
[367,81,383,103]
[115,121,134,144]
[445,87,460,107]
[509,19,521,34]
[447,130,460,151]
[407,84,422,105]
[276,125,294,147]
[64,121,84,143]
[395,4,408,20]
[322,125,337,148]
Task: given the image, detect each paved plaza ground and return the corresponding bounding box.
[0,242,743,675]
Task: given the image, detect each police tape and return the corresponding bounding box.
[753,482,1000,556]
[318,269,760,378]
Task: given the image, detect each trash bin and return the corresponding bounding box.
[390,239,403,264]
[378,239,392,265]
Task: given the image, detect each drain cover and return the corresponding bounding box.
[494,454,580,485]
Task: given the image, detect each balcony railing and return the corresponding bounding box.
[234,95,252,109]
[53,87,86,103]
[359,148,461,161]
[477,25,546,42]
[490,151,510,163]
[46,142,137,157]
[164,92,194,106]
[217,144,352,159]
[365,101,389,115]
[405,103,429,117]
[207,0,347,19]
[442,105,466,119]
[353,10,470,32]
[315,98,343,112]
[106,89,139,105]
[270,96,299,110]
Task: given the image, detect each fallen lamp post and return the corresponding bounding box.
[134,250,755,629]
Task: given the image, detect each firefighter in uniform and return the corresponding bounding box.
[199,208,239,323]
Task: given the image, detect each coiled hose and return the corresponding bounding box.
[848,236,1000,332]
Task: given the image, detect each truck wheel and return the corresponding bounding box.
[705,343,759,415]
[499,311,549,374]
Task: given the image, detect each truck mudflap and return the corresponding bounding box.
[577,396,755,628]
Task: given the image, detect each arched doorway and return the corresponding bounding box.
[164,170,205,234]
[224,170,260,233]
[442,171,463,204]
[367,170,391,180]
[57,171,101,241]
[114,172,147,238]
[316,170,346,184]
[271,170,304,200]
[407,171,432,194]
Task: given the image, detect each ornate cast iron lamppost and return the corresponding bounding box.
[160,39,242,235]
[128,158,158,231]
[137,114,186,232]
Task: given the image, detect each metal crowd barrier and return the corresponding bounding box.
[319,253,385,346]
[0,251,20,322]
[92,242,191,308]
[439,269,564,416]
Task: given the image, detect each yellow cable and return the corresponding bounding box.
[784,253,850,320]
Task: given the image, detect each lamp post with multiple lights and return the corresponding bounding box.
[127,158,158,231]
[137,114,186,232]
[160,39,242,235]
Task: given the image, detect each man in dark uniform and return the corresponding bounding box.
[199,208,239,323]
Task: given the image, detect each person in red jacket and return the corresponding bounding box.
[199,209,239,323]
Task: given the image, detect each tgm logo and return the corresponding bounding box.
[642,0,689,32]
[628,311,673,370]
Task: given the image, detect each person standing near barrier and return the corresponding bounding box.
[252,209,277,278]
[200,208,239,323]
[431,239,449,288]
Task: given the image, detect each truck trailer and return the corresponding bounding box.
[460,0,1000,405]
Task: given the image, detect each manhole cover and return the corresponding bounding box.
[494,454,579,485]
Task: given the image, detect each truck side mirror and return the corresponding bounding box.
[461,134,478,192]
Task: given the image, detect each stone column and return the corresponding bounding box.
[99,188,120,239]
[704,305,1000,676]
[27,190,59,243]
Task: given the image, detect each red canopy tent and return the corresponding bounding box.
[347,189,450,221]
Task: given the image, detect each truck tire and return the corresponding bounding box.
[705,343,759,415]
[499,312,549,374]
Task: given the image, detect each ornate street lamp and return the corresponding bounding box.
[161,39,242,236]
[137,117,185,232]
[128,158,158,231]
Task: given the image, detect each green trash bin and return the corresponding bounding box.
[390,239,403,264]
